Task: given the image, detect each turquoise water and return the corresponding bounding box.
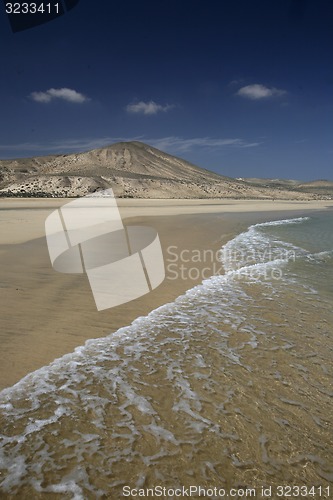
[220,212,333,298]
[266,212,333,297]
[0,212,332,498]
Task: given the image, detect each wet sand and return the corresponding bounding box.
[1,198,332,390]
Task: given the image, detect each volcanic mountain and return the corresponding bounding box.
[0,141,331,199]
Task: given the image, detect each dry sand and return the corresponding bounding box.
[1,198,332,390]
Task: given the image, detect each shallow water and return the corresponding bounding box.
[0,213,332,498]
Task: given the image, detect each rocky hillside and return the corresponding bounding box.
[0,141,331,199]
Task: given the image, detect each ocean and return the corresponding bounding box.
[0,211,332,498]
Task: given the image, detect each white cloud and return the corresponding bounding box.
[126,100,174,115]
[30,88,89,103]
[236,84,287,100]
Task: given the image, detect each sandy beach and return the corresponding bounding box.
[1,198,332,390]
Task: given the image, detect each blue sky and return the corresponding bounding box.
[0,0,332,180]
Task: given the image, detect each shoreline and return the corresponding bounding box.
[1,198,333,390]
[1,198,333,245]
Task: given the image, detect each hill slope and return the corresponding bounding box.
[0,141,331,199]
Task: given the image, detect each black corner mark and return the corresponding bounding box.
[63,0,80,11]
[2,0,81,33]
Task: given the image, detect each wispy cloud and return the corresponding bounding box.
[0,137,148,157]
[30,88,90,103]
[148,136,261,152]
[228,78,245,87]
[0,137,124,154]
[126,100,174,115]
[0,135,261,158]
[236,84,287,100]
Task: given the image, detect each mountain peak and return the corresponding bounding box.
[0,142,328,200]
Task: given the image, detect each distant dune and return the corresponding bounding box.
[0,141,332,200]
